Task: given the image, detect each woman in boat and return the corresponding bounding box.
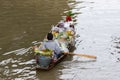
[52,21,66,33]
[41,33,63,60]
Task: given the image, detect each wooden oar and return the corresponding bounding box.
[64,52,97,59]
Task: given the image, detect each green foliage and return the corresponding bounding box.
[67,11,75,16]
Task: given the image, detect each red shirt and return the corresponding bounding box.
[66,16,72,22]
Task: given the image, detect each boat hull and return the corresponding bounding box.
[36,54,67,70]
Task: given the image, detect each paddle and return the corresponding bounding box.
[64,52,97,59]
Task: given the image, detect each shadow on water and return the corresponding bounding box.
[36,68,60,80]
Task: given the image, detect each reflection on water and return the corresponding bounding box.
[0,48,35,80]
[59,0,120,80]
[110,35,120,61]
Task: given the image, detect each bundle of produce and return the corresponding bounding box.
[34,47,53,56]
[66,30,74,36]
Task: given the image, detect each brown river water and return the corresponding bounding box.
[0,0,120,80]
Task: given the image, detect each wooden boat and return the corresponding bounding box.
[34,21,75,70]
[35,53,67,70]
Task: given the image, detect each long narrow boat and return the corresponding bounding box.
[34,20,75,70]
